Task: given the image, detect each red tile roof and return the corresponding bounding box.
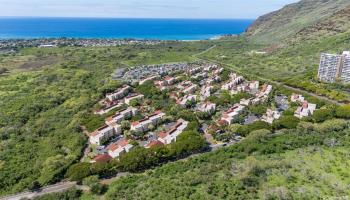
[218,120,228,126]
[107,143,119,151]
[146,140,164,148]
[131,121,140,126]
[106,116,114,122]
[107,139,129,152]
[93,154,112,163]
[116,139,129,148]
[158,131,168,139]
[90,130,99,137]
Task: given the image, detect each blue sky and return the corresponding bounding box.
[0,0,299,19]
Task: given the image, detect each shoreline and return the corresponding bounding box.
[0,34,239,42]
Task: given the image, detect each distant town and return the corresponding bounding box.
[0,38,162,51]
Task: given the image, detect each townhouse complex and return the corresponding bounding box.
[318,51,350,83]
[84,62,318,164]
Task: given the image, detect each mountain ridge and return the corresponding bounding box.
[246,0,350,43]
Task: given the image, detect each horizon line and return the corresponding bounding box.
[0,16,255,20]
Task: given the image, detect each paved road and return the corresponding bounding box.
[192,47,345,106]
[0,182,77,200]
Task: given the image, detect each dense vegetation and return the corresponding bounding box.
[0,42,212,196]
[105,119,350,199]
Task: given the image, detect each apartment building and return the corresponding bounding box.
[107,139,134,158]
[318,51,350,83]
[200,85,213,101]
[157,119,189,144]
[262,109,281,124]
[105,107,138,125]
[197,102,216,114]
[106,85,131,101]
[340,53,350,83]
[124,94,144,105]
[220,104,246,125]
[177,95,197,107]
[89,123,121,145]
[294,101,317,119]
[130,111,165,133]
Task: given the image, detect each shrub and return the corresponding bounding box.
[335,105,350,119]
[82,175,99,187]
[237,121,271,136]
[312,108,334,123]
[273,116,300,130]
[66,163,91,182]
[314,119,349,133]
[33,188,82,200]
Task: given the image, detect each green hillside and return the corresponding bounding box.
[246,0,350,43]
[0,42,211,196]
[105,120,350,199]
[2,0,350,199]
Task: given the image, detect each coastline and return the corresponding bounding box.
[0,18,253,41]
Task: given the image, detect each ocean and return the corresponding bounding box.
[0,18,253,40]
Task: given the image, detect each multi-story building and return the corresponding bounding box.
[220,104,246,125]
[318,51,350,83]
[89,123,121,145]
[340,53,350,83]
[157,119,188,144]
[130,111,165,133]
[124,94,144,105]
[177,95,197,107]
[106,85,131,102]
[262,109,281,124]
[107,139,134,158]
[197,102,216,114]
[294,101,317,119]
[105,107,138,125]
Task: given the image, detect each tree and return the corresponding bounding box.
[178,110,197,122]
[227,124,242,134]
[90,183,108,195]
[170,131,208,158]
[82,175,99,187]
[196,111,211,120]
[248,105,267,117]
[121,120,131,130]
[66,163,91,182]
[118,147,159,172]
[129,99,140,107]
